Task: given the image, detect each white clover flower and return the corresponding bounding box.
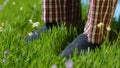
[29,19,33,23]
[20,7,23,11]
[28,32,33,36]
[97,22,104,28]
[13,2,16,5]
[32,22,39,28]
[106,25,111,31]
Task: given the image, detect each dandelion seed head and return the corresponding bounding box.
[65,60,73,68]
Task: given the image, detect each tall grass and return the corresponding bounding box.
[0,0,120,68]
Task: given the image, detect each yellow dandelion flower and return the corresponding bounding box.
[106,25,111,31]
[97,22,104,28]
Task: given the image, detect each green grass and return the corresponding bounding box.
[0,0,120,68]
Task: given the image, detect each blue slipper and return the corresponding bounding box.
[59,34,99,59]
[25,24,48,44]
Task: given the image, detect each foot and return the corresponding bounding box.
[25,23,59,44]
[59,34,98,59]
[25,24,48,44]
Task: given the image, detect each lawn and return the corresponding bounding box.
[0,0,120,68]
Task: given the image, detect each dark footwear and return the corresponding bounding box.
[25,24,48,44]
[25,23,59,44]
[59,34,99,59]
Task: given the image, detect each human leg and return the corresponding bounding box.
[60,0,118,58]
[25,0,81,44]
[25,22,58,44]
[83,0,118,44]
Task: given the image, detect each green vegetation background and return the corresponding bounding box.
[0,0,120,68]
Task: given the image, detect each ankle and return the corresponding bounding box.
[46,22,59,29]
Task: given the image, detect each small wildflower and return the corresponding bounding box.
[5,0,9,3]
[3,2,7,6]
[51,64,57,68]
[20,7,23,11]
[87,47,90,53]
[28,32,33,36]
[4,50,9,55]
[29,19,33,23]
[13,2,16,5]
[0,27,4,32]
[35,32,38,35]
[97,22,104,28]
[1,23,4,27]
[2,58,6,63]
[0,27,3,29]
[0,6,3,11]
[32,22,39,28]
[106,25,111,31]
[65,60,73,68]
